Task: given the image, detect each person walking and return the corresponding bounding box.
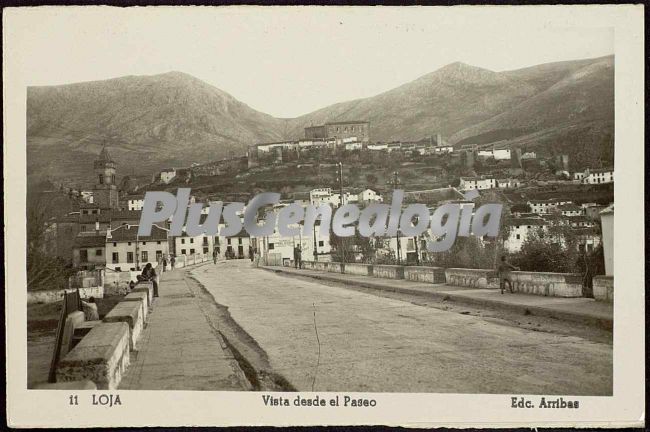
[213,248,218,264]
[170,255,175,270]
[162,256,167,273]
[497,255,520,294]
[249,245,254,262]
[296,245,303,269]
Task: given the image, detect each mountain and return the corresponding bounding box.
[27,72,285,185]
[27,56,614,185]
[286,56,614,147]
[450,56,614,145]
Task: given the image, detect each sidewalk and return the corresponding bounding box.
[261,266,613,330]
[119,268,249,390]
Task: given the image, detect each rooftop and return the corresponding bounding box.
[74,234,106,248]
[108,224,168,242]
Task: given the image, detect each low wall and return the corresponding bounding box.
[27,286,104,305]
[69,270,103,289]
[372,264,404,280]
[56,321,131,390]
[344,263,373,276]
[312,261,329,272]
[103,301,145,350]
[592,275,613,302]
[326,262,344,273]
[445,268,497,289]
[508,271,583,298]
[104,270,139,296]
[404,266,446,284]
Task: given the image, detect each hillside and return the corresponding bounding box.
[27,72,285,184]
[26,56,614,185]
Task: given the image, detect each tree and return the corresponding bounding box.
[27,195,76,291]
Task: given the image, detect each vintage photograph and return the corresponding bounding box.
[20,10,619,397]
[2,2,644,427]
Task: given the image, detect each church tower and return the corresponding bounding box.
[93,145,119,209]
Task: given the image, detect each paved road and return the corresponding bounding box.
[191,260,612,395]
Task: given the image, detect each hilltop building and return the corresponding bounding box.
[304,121,370,143]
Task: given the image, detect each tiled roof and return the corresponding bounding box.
[508,218,547,226]
[74,235,106,248]
[108,224,168,242]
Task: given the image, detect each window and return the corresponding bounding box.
[215,237,220,245]
[95,249,103,256]
[128,242,132,246]
[190,248,195,255]
[318,241,324,247]
[203,247,209,254]
[98,174,104,184]
[127,252,134,263]
[113,242,117,247]
[181,238,185,244]
[80,250,88,262]
[203,237,209,245]
[238,238,242,244]
[227,238,231,245]
[268,243,275,250]
[516,234,521,240]
[142,241,146,245]
[142,251,148,262]
[112,252,119,263]
[190,238,194,243]
[156,250,162,261]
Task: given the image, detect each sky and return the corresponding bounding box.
[11,6,614,118]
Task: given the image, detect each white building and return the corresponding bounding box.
[105,224,170,271]
[126,195,145,211]
[558,203,582,217]
[504,217,549,252]
[478,148,511,160]
[344,141,362,151]
[527,199,573,215]
[581,168,614,185]
[459,176,496,191]
[496,178,521,189]
[160,168,177,184]
[367,143,388,151]
[358,188,383,203]
[600,205,614,275]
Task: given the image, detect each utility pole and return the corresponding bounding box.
[338,162,344,208]
[313,222,318,261]
[336,161,346,262]
[390,171,402,265]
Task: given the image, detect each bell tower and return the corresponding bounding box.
[93,144,119,209]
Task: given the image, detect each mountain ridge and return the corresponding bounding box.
[27,55,614,185]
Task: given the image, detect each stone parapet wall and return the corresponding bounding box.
[326,262,344,273]
[404,266,446,284]
[593,275,613,302]
[344,263,373,276]
[372,264,405,280]
[27,286,104,305]
[103,301,145,350]
[508,271,583,298]
[56,321,131,390]
[445,268,498,289]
